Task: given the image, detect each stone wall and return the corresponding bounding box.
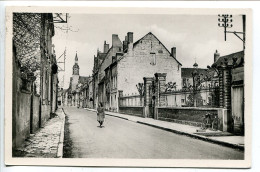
[32,95,40,133]
[119,106,143,117]
[12,48,32,149]
[41,105,51,127]
[14,92,31,148]
[117,33,182,95]
[158,107,219,123]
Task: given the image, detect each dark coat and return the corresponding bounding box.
[97,107,105,122]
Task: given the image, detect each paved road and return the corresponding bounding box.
[63,107,244,159]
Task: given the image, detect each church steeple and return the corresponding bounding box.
[73,52,79,75]
[75,52,78,62]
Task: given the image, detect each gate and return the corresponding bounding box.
[148,81,156,118]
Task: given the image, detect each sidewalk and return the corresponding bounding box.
[13,108,65,158]
[86,108,244,150]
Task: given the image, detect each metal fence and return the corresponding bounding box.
[161,86,220,108]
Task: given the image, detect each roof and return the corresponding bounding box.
[212,51,244,68]
[98,76,106,85]
[98,52,107,60]
[73,63,79,68]
[181,68,214,78]
[133,32,182,66]
[79,76,89,84]
[94,49,111,72]
[105,60,117,71]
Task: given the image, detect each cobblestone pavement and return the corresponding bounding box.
[14,108,65,158]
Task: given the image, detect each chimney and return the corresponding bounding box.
[214,50,220,62]
[127,32,133,43]
[171,47,176,58]
[103,41,109,53]
[112,34,119,47]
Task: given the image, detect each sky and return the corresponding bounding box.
[52,14,244,89]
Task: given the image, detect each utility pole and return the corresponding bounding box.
[218,14,246,50]
[243,15,246,50]
[218,14,233,41]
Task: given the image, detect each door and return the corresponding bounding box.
[231,86,244,135]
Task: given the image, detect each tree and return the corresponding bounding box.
[189,69,210,107]
[136,83,144,105]
[165,82,177,92]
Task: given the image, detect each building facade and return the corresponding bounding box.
[92,35,123,109]
[101,32,182,112]
[12,13,58,149]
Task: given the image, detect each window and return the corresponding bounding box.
[182,78,186,87]
[150,52,156,65]
[181,99,185,103]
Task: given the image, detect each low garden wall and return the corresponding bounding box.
[157,107,220,127]
[119,106,143,117]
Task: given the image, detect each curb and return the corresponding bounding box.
[137,121,244,151]
[105,113,129,121]
[85,108,244,151]
[85,108,129,121]
[57,108,66,158]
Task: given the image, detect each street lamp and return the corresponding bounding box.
[218,14,233,41]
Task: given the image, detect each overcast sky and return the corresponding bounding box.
[52,14,244,89]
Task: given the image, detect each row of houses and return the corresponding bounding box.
[12,13,59,150]
[61,31,244,135]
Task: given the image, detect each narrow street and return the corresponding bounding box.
[63,107,244,159]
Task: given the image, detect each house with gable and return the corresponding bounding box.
[104,32,182,112]
[92,35,123,109]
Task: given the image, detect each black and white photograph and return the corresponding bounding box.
[4,6,252,167]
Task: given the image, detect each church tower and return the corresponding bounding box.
[72,52,80,91]
[73,52,80,75]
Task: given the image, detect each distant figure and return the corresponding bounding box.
[97,102,105,128]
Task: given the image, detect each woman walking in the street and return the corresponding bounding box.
[97,102,105,128]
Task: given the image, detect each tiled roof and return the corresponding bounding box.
[181,68,214,78]
[98,52,107,60]
[212,51,244,68]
